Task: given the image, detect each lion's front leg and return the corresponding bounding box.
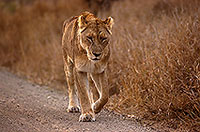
[91,71,109,114]
[75,71,95,122]
[64,57,80,113]
[88,74,100,104]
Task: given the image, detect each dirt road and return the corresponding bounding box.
[0,69,156,132]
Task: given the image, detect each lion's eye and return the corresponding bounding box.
[87,36,93,43]
[100,37,107,42]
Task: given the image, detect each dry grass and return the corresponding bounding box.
[0,0,199,131]
[108,0,200,130]
[0,0,88,88]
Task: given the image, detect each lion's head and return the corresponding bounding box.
[78,12,114,62]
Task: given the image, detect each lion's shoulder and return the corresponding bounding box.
[62,16,78,33]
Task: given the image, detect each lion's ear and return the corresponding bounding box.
[104,17,114,32]
[78,15,87,32]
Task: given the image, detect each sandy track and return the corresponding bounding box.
[0,69,156,132]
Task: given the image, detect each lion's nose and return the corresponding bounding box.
[92,52,101,57]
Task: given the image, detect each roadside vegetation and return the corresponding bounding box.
[0,0,199,131]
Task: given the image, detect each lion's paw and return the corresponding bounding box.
[79,113,96,122]
[67,106,80,113]
[92,102,101,114]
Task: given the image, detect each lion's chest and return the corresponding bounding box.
[75,57,107,74]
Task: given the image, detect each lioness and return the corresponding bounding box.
[62,11,114,122]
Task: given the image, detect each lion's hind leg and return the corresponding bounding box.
[64,57,80,113]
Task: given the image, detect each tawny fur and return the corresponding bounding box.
[62,11,114,122]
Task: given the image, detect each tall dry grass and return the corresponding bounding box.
[0,0,88,88]
[0,0,199,131]
[108,0,200,130]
